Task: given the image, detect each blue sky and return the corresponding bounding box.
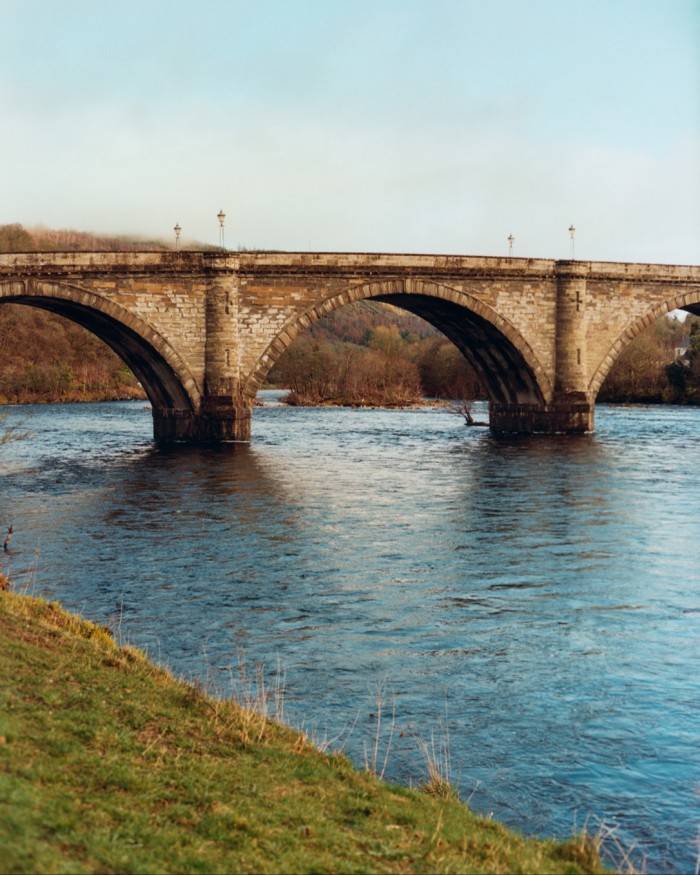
[1,0,698,262]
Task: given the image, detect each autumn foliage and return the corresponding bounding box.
[268,302,484,406]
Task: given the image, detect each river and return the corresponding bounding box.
[2,395,699,872]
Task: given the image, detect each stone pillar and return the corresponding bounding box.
[489,262,593,434]
[551,261,593,432]
[199,263,251,442]
[152,408,200,443]
[489,401,592,434]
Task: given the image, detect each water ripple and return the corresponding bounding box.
[2,397,700,873]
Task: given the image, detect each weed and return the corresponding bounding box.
[418,703,458,800]
[363,681,396,780]
[564,817,646,875]
[592,819,646,875]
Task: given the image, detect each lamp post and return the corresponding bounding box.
[174,223,181,251]
[217,209,226,251]
[568,224,576,259]
[507,234,515,257]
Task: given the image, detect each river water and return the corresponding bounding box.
[2,395,699,872]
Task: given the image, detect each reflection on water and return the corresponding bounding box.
[2,396,699,873]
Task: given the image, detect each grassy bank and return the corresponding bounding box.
[0,588,606,874]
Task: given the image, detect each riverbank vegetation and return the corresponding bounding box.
[0,586,605,874]
[0,223,155,404]
[0,305,145,404]
[596,314,700,405]
[267,301,484,406]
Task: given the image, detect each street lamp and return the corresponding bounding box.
[217,209,226,251]
[507,234,515,257]
[174,223,181,251]
[568,224,576,259]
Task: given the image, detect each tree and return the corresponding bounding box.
[0,412,29,448]
[665,319,700,404]
[417,338,484,400]
[0,224,34,253]
[599,315,688,403]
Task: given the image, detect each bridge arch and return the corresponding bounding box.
[588,287,700,398]
[0,279,202,417]
[244,278,553,405]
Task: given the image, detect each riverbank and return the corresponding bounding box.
[264,387,457,409]
[0,587,605,874]
[0,386,146,405]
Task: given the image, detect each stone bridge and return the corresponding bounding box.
[1,251,699,442]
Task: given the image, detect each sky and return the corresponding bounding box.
[1,0,698,263]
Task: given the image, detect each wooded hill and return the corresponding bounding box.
[0,222,169,254]
[1,222,698,406]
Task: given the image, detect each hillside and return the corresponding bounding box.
[0,304,144,404]
[0,222,169,254]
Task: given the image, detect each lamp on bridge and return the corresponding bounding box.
[508,234,515,257]
[217,209,226,251]
[568,224,576,259]
[174,223,181,251]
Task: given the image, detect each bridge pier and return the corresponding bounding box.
[489,262,593,434]
[199,397,252,442]
[150,264,254,443]
[152,403,252,443]
[489,399,594,434]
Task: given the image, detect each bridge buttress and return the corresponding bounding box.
[550,261,594,431]
[490,261,593,434]
[201,269,251,441]
[154,267,252,442]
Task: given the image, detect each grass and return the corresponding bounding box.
[0,589,608,874]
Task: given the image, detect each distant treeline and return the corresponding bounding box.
[0,222,169,254]
[0,305,144,405]
[1,222,699,407]
[596,315,700,405]
[267,301,484,406]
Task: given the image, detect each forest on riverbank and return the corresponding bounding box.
[2,222,699,407]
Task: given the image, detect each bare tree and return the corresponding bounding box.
[449,399,474,425]
[0,412,30,447]
[447,399,488,426]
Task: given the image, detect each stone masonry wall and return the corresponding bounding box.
[1,251,699,422]
[236,253,560,399]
